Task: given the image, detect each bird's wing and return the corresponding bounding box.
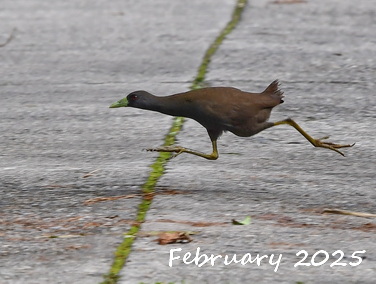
[174,86,282,132]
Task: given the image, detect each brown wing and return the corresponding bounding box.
[168,82,283,137]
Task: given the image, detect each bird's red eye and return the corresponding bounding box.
[129,94,138,101]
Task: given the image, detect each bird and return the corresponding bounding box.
[109,80,353,160]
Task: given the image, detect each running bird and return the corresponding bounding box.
[110,80,353,160]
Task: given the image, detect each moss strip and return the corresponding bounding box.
[193,0,247,88]
[101,1,247,283]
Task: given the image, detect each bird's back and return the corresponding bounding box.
[167,80,284,137]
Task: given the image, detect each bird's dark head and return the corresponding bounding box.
[109,91,154,109]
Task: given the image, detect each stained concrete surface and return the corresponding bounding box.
[1,0,375,284]
[0,0,233,283]
[120,0,376,283]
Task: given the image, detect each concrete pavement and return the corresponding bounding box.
[1,0,375,283]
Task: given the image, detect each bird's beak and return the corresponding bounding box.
[109,97,129,108]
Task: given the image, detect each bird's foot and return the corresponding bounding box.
[146,146,187,159]
[146,145,219,160]
[312,136,355,156]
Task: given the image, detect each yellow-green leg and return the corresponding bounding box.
[146,140,219,160]
[274,118,354,156]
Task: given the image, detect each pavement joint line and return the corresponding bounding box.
[101,0,248,283]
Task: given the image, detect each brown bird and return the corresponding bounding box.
[110,80,353,159]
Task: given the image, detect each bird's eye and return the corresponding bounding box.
[129,94,138,101]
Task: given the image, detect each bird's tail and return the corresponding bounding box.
[262,80,284,104]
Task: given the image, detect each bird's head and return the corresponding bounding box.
[109,91,153,109]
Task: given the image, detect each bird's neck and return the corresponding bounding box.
[148,95,187,117]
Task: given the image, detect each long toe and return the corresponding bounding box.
[333,142,355,149]
[146,146,185,153]
[321,141,355,149]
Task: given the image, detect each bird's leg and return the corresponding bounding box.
[146,140,219,160]
[273,118,354,156]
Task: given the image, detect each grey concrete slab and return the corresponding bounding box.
[122,0,376,283]
[0,0,234,283]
